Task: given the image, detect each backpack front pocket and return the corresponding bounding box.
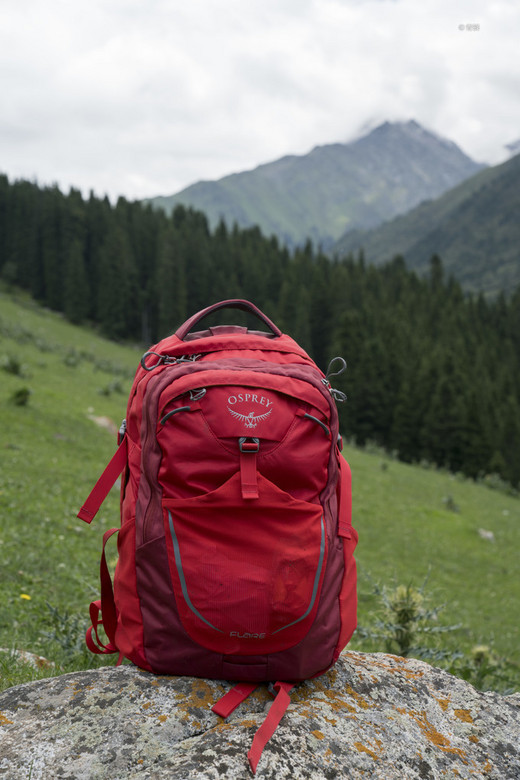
[162,472,327,655]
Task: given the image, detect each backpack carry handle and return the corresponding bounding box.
[175,299,282,341]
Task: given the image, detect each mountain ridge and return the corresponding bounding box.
[333,151,520,295]
[147,120,484,249]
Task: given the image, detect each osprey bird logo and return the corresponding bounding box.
[227,407,273,428]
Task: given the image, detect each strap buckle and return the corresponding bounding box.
[238,436,260,453]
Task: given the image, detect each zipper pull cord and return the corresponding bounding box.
[140,352,202,372]
[323,356,347,403]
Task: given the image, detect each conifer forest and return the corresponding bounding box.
[1,175,519,487]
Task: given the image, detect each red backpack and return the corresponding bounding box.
[78,299,357,773]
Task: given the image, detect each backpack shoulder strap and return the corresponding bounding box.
[78,437,128,524]
[86,527,120,658]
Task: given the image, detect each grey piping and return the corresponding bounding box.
[272,514,326,634]
[167,510,223,633]
[160,405,191,425]
[168,510,325,638]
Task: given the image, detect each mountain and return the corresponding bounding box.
[333,152,520,296]
[505,138,520,156]
[147,120,484,249]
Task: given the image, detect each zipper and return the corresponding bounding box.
[141,351,203,372]
[138,363,202,545]
[321,379,347,404]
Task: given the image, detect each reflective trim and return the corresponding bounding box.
[167,510,223,633]
[272,514,326,634]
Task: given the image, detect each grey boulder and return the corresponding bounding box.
[0,651,519,778]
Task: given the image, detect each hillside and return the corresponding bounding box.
[0,290,519,692]
[147,120,483,249]
[333,152,520,295]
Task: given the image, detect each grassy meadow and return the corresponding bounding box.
[0,289,519,692]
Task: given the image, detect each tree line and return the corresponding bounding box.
[1,174,519,487]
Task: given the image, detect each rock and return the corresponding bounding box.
[87,414,118,436]
[0,648,54,670]
[0,652,519,779]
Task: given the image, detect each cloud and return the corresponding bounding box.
[0,0,519,200]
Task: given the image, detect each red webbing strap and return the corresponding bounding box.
[86,600,118,655]
[337,458,353,539]
[211,682,259,718]
[239,450,259,499]
[78,437,128,524]
[86,528,120,656]
[248,681,294,774]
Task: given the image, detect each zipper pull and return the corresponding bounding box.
[323,357,347,403]
[140,352,202,371]
[118,418,127,444]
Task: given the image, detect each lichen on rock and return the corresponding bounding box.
[0,652,519,779]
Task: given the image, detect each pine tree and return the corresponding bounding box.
[497,395,520,486]
[155,223,187,338]
[63,238,90,324]
[85,193,112,321]
[97,223,138,339]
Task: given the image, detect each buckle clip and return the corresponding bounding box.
[239,437,260,453]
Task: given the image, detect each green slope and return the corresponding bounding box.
[0,290,518,690]
[0,290,141,686]
[347,445,520,677]
[334,153,520,295]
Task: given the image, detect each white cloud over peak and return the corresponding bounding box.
[1,0,518,200]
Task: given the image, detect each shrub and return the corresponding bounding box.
[1,354,24,376]
[10,387,32,406]
[355,576,518,692]
[356,579,461,658]
[43,603,90,660]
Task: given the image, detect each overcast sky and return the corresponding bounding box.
[1,0,519,201]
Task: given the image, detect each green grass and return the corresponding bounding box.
[0,290,140,688]
[0,289,519,692]
[347,447,520,682]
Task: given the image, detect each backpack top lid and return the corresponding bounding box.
[139,298,318,372]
